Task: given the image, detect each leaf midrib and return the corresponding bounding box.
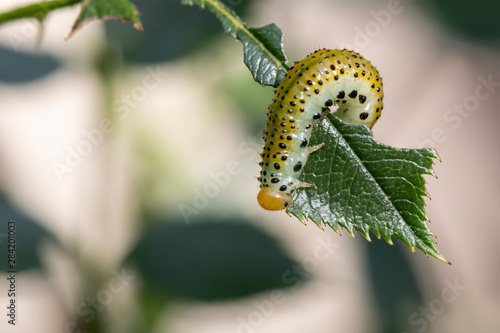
[328,117,415,242]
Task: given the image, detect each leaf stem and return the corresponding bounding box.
[182,0,289,85]
[0,0,81,25]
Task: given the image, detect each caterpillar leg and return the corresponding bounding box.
[297,181,313,188]
[307,143,325,156]
[294,144,325,189]
[296,143,325,188]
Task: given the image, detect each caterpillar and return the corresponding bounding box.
[257,48,384,211]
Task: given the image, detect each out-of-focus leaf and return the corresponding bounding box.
[136,285,172,333]
[0,46,60,83]
[0,194,55,271]
[67,0,142,39]
[363,238,425,333]
[288,115,448,263]
[420,0,500,41]
[218,74,274,133]
[127,217,304,301]
[182,0,288,86]
[104,0,255,64]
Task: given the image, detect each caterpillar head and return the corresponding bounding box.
[257,187,292,211]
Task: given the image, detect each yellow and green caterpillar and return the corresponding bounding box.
[257,48,384,210]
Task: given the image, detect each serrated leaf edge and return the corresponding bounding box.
[288,116,449,264]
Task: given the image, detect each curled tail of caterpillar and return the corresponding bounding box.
[257,48,384,211]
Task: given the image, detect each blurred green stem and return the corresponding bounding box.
[0,0,81,25]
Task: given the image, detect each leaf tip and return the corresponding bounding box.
[133,22,144,31]
[434,150,442,162]
[345,229,356,238]
[66,15,143,40]
[312,219,325,230]
[434,253,451,265]
[360,230,372,242]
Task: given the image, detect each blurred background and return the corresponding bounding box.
[0,0,499,332]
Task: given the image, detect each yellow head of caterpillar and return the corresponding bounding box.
[257,187,292,211]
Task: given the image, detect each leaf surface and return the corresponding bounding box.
[288,115,448,263]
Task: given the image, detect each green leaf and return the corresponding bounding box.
[103,0,256,64]
[364,239,425,332]
[0,194,56,271]
[0,45,60,83]
[127,217,305,301]
[287,115,449,264]
[421,0,500,42]
[67,0,143,39]
[182,0,288,87]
